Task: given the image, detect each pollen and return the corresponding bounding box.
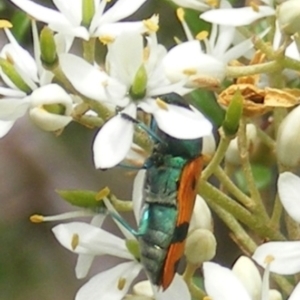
[99,35,115,45]
[196,31,209,41]
[117,277,126,290]
[71,233,80,250]
[205,0,219,8]
[176,8,185,22]
[183,68,197,76]
[264,254,275,264]
[0,20,12,29]
[250,1,260,12]
[143,15,159,33]
[156,97,169,110]
[96,186,110,201]
[30,214,44,223]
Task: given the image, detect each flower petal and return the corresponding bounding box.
[75,261,142,300]
[252,241,300,274]
[0,120,15,138]
[59,54,110,102]
[290,283,300,300]
[148,101,212,139]
[203,262,252,300]
[277,172,300,223]
[100,0,147,24]
[0,98,29,120]
[200,6,275,26]
[232,256,262,300]
[156,274,191,300]
[170,0,210,11]
[9,0,68,26]
[93,104,136,169]
[52,222,133,259]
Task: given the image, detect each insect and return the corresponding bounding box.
[137,93,204,290]
[111,93,204,290]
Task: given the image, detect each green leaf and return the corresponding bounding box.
[234,164,272,193]
[56,189,106,212]
[190,90,225,127]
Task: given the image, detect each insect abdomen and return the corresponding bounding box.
[139,204,177,285]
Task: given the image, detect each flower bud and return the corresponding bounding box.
[232,256,262,300]
[189,195,213,232]
[222,90,243,137]
[278,0,300,36]
[29,84,73,131]
[269,289,282,300]
[184,228,216,265]
[40,26,58,67]
[276,106,300,167]
[225,123,256,165]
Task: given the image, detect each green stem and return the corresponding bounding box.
[202,130,231,181]
[226,61,280,78]
[206,198,257,253]
[182,263,206,300]
[237,118,268,219]
[199,180,285,241]
[214,166,254,209]
[256,126,275,150]
[270,193,283,230]
[82,38,96,63]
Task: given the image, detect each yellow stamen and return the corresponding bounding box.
[99,35,115,45]
[30,214,44,223]
[143,15,159,33]
[118,277,126,290]
[105,0,112,2]
[176,8,185,22]
[71,233,79,250]
[183,68,197,76]
[95,186,110,201]
[196,30,209,41]
[156,98,168,110]
[203,297,212,300]
[0,20,13,29]
[250,1,260,12]
[264,255,275,264]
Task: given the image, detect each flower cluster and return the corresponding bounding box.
[4,0,300,299]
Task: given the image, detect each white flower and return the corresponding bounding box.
[200,2,275,27]
[169,0,218,11]
[252,172,300,275]
[204,258,283,300]
[8,0,148,40]
[163,4,257,88]
[60,31,212,169]
[0,23,73,135]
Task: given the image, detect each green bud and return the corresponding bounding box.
[82,0,95,27]
[43,103,66,115]
[126,239,140,260]
[0,58,32,93]
[40,26,58,67]
[130,64,147,101]
[222,89,243,136]
[56,189,106,212]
